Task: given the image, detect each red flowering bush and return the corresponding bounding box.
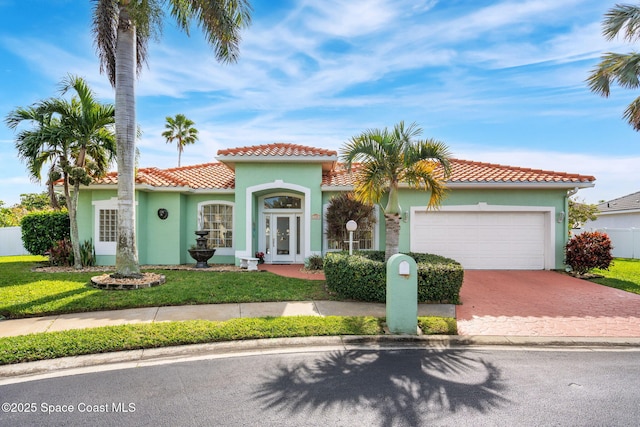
[565,231,613,275]
[48,239,73,266]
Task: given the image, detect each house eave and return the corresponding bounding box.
[321,181,595,192]
[62,183,235,194]
[597,208,640,216]
[445,181,595,190]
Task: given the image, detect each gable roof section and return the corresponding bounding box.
[216,143,338,171]
[218,143,337,157]
[322,159,595,188]
[598,191,640,213]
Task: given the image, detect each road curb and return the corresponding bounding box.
[2,335,640,383]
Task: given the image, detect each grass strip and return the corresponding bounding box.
[0,316,381,365]
[0,316,457,365]
[418,317,458,335]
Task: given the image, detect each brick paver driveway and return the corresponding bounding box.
[456,270,640,337]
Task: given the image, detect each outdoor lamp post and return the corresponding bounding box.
[346,220,358,255]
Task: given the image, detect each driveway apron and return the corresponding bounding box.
[456,270,640,337]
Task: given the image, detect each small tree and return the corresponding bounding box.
[325,193,376,251]
[0,201,21,227]
[565,231,613,275]
[568,198,598,231]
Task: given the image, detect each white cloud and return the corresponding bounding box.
[302,0,397,38]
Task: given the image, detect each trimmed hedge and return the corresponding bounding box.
[20,210,70,255]
[324,251,463,304]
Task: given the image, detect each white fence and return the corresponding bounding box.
[575,228,640,259]
[0,227,28,256]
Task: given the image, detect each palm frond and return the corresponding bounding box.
[587,52,640,97]
[92,0,119,86]
[602,4,640,42]
[185,0,253,64]
[623,96,640,130]
[341,121,452,213]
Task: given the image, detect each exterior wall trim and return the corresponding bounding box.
[238,180,311,260]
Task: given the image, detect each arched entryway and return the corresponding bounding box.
[259,194,304,263]
[243,180,311,264]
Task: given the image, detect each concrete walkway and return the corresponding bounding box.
[0,301,454,338]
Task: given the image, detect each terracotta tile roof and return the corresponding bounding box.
[90,157,594,190]
[322,159,595,186]
[445,159,595,183]
[217,143,337,158]
[92,163,235,189]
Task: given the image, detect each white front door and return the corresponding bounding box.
[265,214,298,263]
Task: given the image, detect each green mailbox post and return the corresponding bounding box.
[386,253,418,335]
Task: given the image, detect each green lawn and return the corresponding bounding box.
[0,255,457,365]
[591,258,640,295]
[0,255,331,319]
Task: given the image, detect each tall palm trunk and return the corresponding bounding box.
[68,183,82,269]
[114,6,140,276]
[384,182,402,261]
[384,213,401,261]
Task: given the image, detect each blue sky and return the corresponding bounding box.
[1,0,639,206]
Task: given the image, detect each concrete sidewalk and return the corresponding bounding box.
[0,301,455,338]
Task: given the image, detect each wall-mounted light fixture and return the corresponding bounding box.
[556,211,565,223]
[403,211,409,223]
[157,208,169,220]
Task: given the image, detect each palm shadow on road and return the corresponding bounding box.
[253,348,509,426]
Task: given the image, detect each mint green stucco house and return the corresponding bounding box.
[75,143,595,270]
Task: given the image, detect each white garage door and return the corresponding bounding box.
[411,210,547,269]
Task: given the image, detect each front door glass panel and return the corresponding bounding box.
[276,216,290,255]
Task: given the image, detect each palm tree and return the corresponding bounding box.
[5,107,68,211]
[6,75,116,269]
[587,3,640,130]
[92,0,252,277]
[162,114,199,167]
[341,121,452,261]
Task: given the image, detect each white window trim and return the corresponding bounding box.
[197,200,235,256]
[92,198,118,256]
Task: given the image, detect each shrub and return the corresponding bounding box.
[79,239,96,267]
[48,239,73,266]
[565,231,613,275]
[304,254,324,270]
[324,251,463,303]
[20,210,70,255]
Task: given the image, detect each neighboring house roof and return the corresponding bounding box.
[597,191,640,213]
[86,143,596,192]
